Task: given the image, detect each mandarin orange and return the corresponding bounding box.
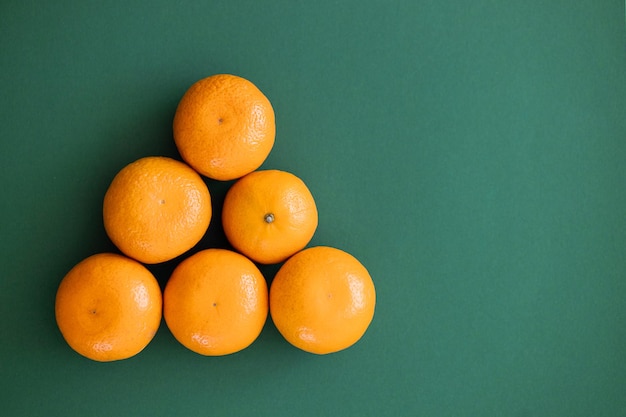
[173,74,275,181]
[102,156,212,264]
[269,246,376,354]
[163,248,268,356]
[55,253,162,361]
[221,169,318,265]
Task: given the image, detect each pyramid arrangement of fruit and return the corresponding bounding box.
[55,74,376,361]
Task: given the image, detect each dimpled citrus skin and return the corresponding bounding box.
[55,253,162,362]
[163,249,269,356]
[269,246,376,355]
[222,169,318,265]
[102,156,212,264]
[172,74,275,181]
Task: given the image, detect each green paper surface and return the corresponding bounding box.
[1,1,625,416]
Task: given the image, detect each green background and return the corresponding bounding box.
[1,1,625,416]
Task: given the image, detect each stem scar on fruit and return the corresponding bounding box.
[264,213,275,224]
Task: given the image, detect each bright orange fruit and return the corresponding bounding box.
[163,249,268,356]
[102,156,212,264]
[269,246,376,354]
[55,253,162,362]
[172,74,275,181]
[221,169,318,265]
